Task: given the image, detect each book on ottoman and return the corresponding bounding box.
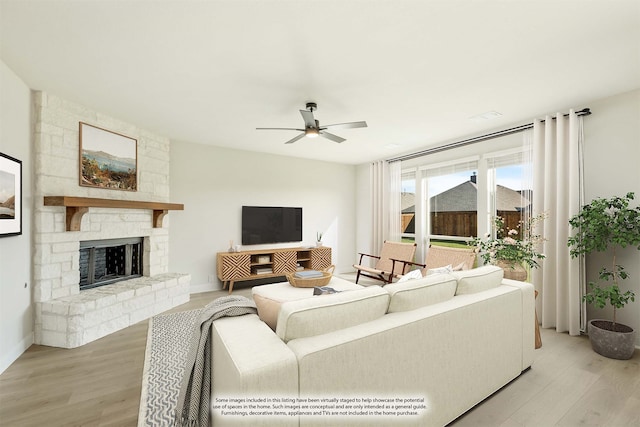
[295,270,323,278]
[313,286,341,295]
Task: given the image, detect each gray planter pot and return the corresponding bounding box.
[588,319,636,360]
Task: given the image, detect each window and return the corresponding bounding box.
[422,158,478,246]
[398,133,529,260]
[428,168,478,240]
[401,170,416,243]
[487,150,531,240]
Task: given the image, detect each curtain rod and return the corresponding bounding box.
[386,107,591,163]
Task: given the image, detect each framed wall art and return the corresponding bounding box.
[79,122,138,191]
[0,152,22,237]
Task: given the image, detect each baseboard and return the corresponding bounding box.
[0,332,33,375]
[189,282,222,294]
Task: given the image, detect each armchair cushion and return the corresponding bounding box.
[424,245,477,271]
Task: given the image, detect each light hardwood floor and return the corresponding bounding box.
[0,284,638,427]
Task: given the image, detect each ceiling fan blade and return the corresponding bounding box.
[256,127,304,131]
[321,121,368,130]
[284,133,306,145]
[299,109,316,129]
[319,131,346,143]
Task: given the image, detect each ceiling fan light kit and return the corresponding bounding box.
[257,102,367,145]
[305,127,320,138]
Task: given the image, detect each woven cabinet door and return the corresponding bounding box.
[220,253,251,280]
[273,251,297,274]
[310,247,332,270]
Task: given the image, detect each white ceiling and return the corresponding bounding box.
[2,0,639,165]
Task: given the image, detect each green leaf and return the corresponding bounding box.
[569,192,640,321]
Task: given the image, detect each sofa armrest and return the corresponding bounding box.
[211,313,298,398]
[501,279,536,368]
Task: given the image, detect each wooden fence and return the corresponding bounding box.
[404,211,525,239]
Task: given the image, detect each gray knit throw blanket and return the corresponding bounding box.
[174,295,257,427]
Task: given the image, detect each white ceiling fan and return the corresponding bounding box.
[256,102,367,144]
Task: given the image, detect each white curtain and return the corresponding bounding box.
[530,110,585,336]
[370,160,402,254]
[388,161,402,242]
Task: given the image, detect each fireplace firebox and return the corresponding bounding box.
[79,237,144,290]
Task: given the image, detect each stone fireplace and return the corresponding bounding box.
[32,92,190,348]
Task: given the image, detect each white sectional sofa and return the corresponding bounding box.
[210,266,535,427]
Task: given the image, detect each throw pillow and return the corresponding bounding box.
[425,264,453,276]
[397,269,423,283]
[452,262,466,271]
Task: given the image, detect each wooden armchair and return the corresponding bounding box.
[395,245,477,274]
[353,241,417,285]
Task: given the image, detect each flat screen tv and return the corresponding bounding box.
[242,206,302,245]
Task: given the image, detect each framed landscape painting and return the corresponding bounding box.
[0,152,22,237]
[79,122,138,191]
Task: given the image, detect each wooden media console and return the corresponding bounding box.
[216,246,332,293]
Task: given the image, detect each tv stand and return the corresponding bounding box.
[216,246,332,293]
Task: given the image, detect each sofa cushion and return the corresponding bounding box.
[252,278,363,330]
[276,286,390,343]
[452,265,504,295]
[384,273,457,313]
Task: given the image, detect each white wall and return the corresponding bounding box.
[0,61,33,373]
[582,88,640,345]
[169,141,357,291]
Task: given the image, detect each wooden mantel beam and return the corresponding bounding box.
[43,196,184,231]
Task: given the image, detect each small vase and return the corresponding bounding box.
[316,241,323,247]
[496,260,528,281]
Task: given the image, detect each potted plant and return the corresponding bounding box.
[469,212,546,281]
[316,231,323,247]
[568,192,640,360]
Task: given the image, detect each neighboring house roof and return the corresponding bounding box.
[401,192,415,213]
[431,181,478,212]
[519,189,533,202]
[497,186,531,212]
[402,180,531,213]
[432,181,531,212]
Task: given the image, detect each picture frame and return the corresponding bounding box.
[0,152,22,238]
[79,122,138,191]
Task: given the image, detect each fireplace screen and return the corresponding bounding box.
[79,237,143,290]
